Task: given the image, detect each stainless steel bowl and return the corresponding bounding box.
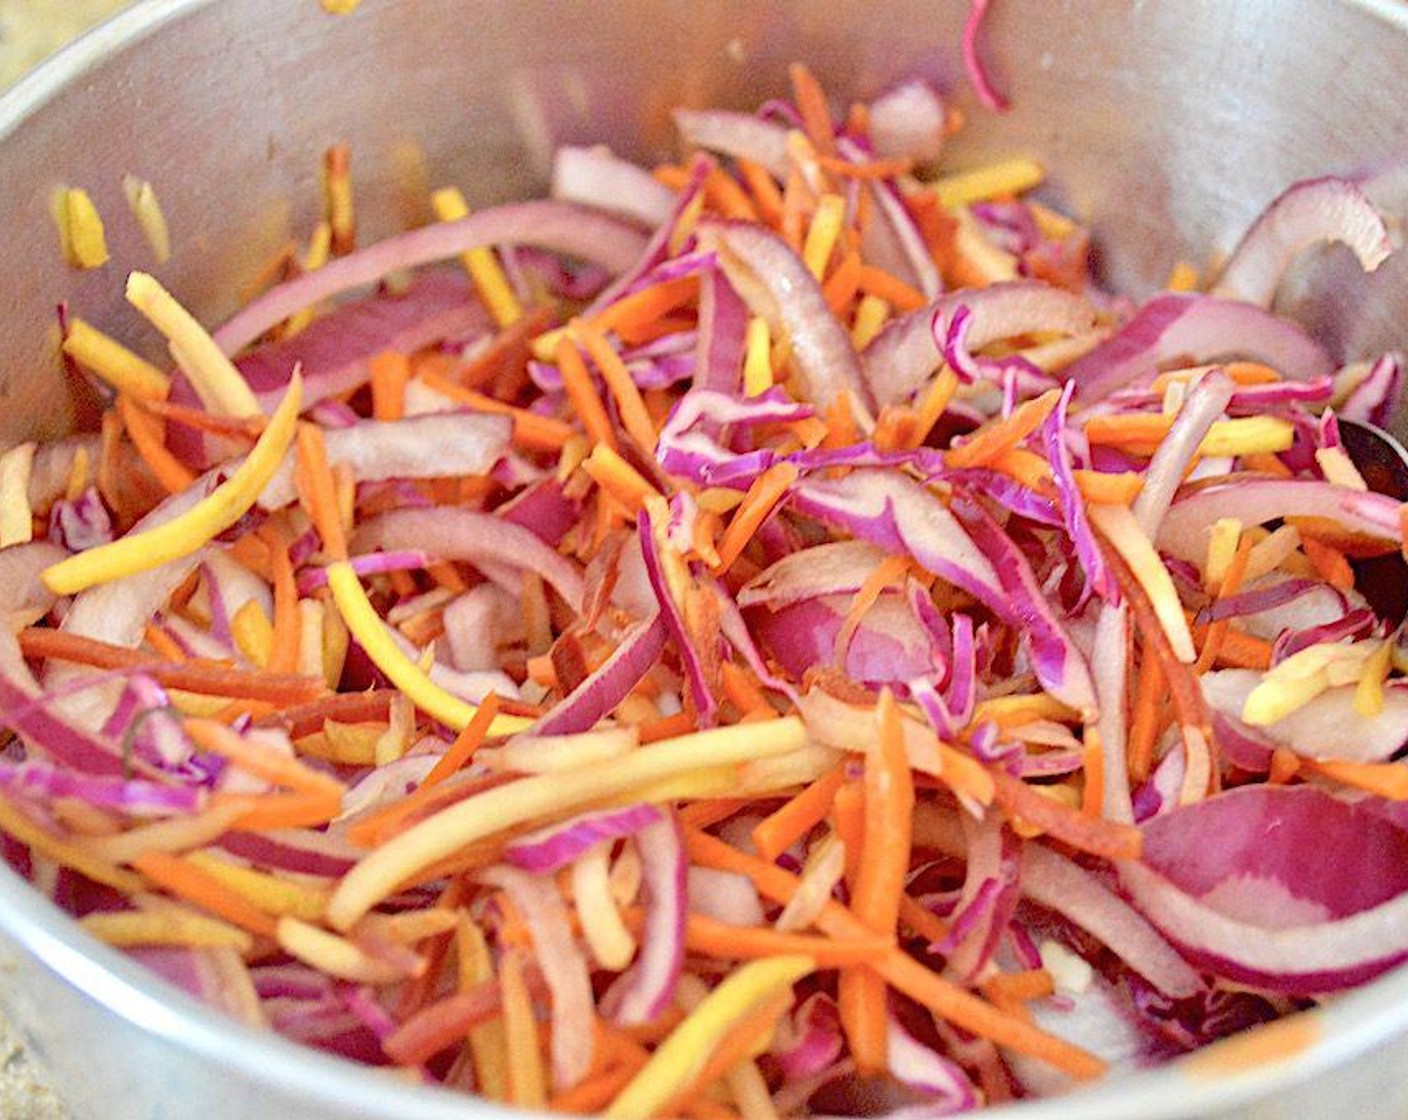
[2,1,1407,1117]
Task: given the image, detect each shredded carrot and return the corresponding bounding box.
[116,395,197,494]
[587,275,699,341]
[749,767,845,863]
[854,264,927,311]
[556,335,622,451]
[714,462,800,573]
[420,694,502,790]
[581,444,664,514]
[822,247,864,314]
[571,318,658,453]
[788,62,837,156]
[417,370,575,451]
[1080,726,1105,818]
[989,768,1142,861]
[831,780,865,883]
[294,421,349,561]
[897,893,951,946]
[1302,535,1355,591]
[703,168,760,222]
[816,154,914,180]
[945,388,1061,469]
[736,157,784,228]
[131,851,279,939]
[1126,647,1166,784]
[185,718,342,796]
[834,555,912,664]
[323,142,355,254]
[1299,757,1408,800]
[1195,535,1253,673]
[369,350,410,422]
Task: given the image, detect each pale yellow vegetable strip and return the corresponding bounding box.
[325,717,807,930]
[324,560,532,738]
[63,318,171,400]
[604,955,815,1119]
[123,176,171,263]
[41,372,302,596]
[81,909,252,950]
[184,852,329,921]
[432,186,524,328]
[0,442,35,547]
[1242,641,1381,726]
[458,916,510,1101]
[801,194,846,279]
[933,158,1045,208]
[283,222,332,338]
[126,271,261,417]
[572,843,636,969]
[275,916,412,984]
[0,795,144,894]
[55,187,109,269]
[743,317,774,397]
[1088,502,1197,663]
[1354,639,1395,718]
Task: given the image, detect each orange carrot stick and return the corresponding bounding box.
[788,62,838,156]
[945,388,1061,469]
[854,265,927,311]
[588,275,699,341]
[294,422,348,561]
[714,462,799,573]
[750,765,846,861]
[417,370,575,452]
[420,694,501,790]
[116,395,197,493]
[369,350,410,422]
[572,318,658,453]
[131,850,279,939]
[555,336,619,451]
[988,768,1142,861]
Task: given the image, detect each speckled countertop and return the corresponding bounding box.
[0,7,131,1115]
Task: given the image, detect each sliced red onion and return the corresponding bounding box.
[213,202,649,356]
[0,540,65,630]
[1044,381,1116,601]
[1157,478,1402,563]
[738,541,893,610]
[134,947,265,1027]
[696,219,874,427]
[887,1016,980,1109]
[748,593,939,689]
[656,387,812,488]
[868,79,948,165]
[295,549,436,596]
[1092,602,1133,823]
[1201,668,1408,763]
[1121,785,1408,993]
[441,584,519,672]
[505,804,663,875]
[1272,606,1377,662]
[478,865,595,1090]
[1210,176,1395,307]
[673,109,790,179]
[0,760,202,817]
[1197,576,1341,628]
[1341,352,1402,428]
[772,993,844,1082]
[693,270,749,396]
[863,282,1095,407]
[497,478,581,547]
[260,412,510,511]
[637,505,715,725]
[218,828,358,878]
[610,811,687,1025]
[351,507,584,612]
[551,145,676,228]
[529,612,666,736]
[943,813,1021,980]
[962,0,1010,111]
[1132,370,1235,537]
[46,488,112,553]
[1063,293,1334,403]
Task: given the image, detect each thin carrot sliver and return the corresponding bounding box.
[263,529,301,675]
[703,168,759,222]
[855,264,927,311]
[788,62,837,156]
[750,765,846,861]
[572,318,658,453]
[736,157,784,228]
[1195,536,1253,673]
[417,369,574,451]
[945,388,1061,469]
[588,275,699,341]
[831,780,865,883]
[897,893,951,946]
[989,767,1142,862]
[555,336,619,451]
[682,829,1106,1080]
[294,421,348,561]
[186,717,342,796]
[1080,727,1104,818]
[369,350,410,422]
[1302,535,1355,591]
[714,462,799,573]
[1126,646,1166,783]
[643,911,892,966]
[1299,757,1408,800]
[131,850,279,939]
[420,694,502,790]
[835,555,911,663]
[822,247,863,314]
[116,395,197,493]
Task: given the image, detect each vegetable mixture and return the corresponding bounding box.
[6,46,1408,1119]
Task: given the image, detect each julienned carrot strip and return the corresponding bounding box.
[703,168,759,222]
[369,350,410,422]
[1195,536,1253,673]
[657,991,792,1117]
[1126,646,1165,783]
[1074,469,1144,505]
[788,62,837,156]
[384,979,508,1065]
[719,661,773,718]
[263,530,301,675]
[142,623,190,663]
[988,768,1142,861]
[831,780,865,883]
[1213,629,1274,671]
[555,336,620,451]
[417,369,574,451]
[294,422,348,561]
[587,275,699,341]
[736,157,784,228]
[1298,757,1408,800]
[637,710,699,744]
[945,388,1062,469]
[835,555,911,663]
[215,789,343,831]
[750,765,846,861]
[816,154,914,180]
[897,893,951,946]
[581,444,664,513]
[853,264,927,311]
[18,628,322,703]
[116,395,197,493]
[572,318,658,453]
[714,462,800,573]
[420,694,501,790]
[627,911,892,966]
[1302,535,1355,591]
[822,247,864,314]
[1080,727,1104,818]
[186,717,342,796]
[841,690,913,1074]
[131,850,279,939]
[254,689,395,737]
[682,829,1107,1081]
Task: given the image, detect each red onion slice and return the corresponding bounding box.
[529,612,667,737]
[551,146,676,228]
[610,811,686,1025]
[351,507,584,613]
[506,803,662,875]
[962,0,1010,112]
[1210,176,1395,308]
[696,219,874,428]
[673,109,790,179]
[1064,293,1334,403]
[213,202,650,355]
[868,79,948,165]
[1121,785,1408,993]
[739,541,893,610]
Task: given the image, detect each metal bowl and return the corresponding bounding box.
[1,1,1406,1117]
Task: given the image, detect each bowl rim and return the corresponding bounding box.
[2,0,1408,1117]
